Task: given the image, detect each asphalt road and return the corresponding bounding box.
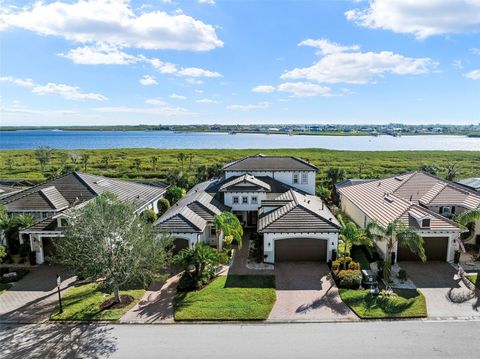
[1,320,479,359]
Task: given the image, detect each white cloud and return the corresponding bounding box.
[139,75,158,86]
[0,76,107,101]
[452,60,464,70]
[464,69,480,80]
[299,38,360,55]
[144,57,178,74]
[227,102,271,110]
[346,0,480,40]
[145,98,168,106]
[277,82,331,97]
[94,106,194,116]
[176,67,222,78]
[185,78,204,85]
[198,0,215,4]
[196,98,221,104]
[170,93,187,100]
[194,89,204,94]
[282,39,436,84]
[59,43,137,65]
[252,85,275,93]
[1,0,223,51]
[471,48,480,55]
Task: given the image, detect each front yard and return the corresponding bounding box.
[339,288,427,319]
[175,275,276,321]
[50,282,145,321]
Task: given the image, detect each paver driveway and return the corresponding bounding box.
[399,262,480,319]
[268,262,358,321]
[0,265,75,323]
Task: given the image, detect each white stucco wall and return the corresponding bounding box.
[224,170,316,194]
[263,232,339,264]
[224,192,265,211]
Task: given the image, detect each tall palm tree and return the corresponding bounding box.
[214,212,243,250]
[337,215,372,269]
[367,219,426,281]
[456,209,480,254]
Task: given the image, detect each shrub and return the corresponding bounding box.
[332,256,354,270]
[397,269,407,281]
[141,209,157,223]
[335,270,361,289]
[157,198,170,216]
[348,261,360,270]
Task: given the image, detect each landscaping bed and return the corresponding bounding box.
[339,288,427,319]
[0,282,12,295]
[467,274,479,288]
[175,275,276,321]
[50,282,145,321]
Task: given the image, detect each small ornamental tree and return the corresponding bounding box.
[214,212,243,249]
[157,198,171,216]
[337,214,372,270]
[165,185,185,204]
[55,193,173,304]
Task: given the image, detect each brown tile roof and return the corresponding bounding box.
[222,154,318,172]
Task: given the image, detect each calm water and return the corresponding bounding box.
[0,130,479,151]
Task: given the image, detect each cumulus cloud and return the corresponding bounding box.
[252,85,275,93]
[176,67,222,78]
[139,75,158,86]
[170,93,187,100]
[145,98,169,106]
[196,98,221,104]
[198,0,215,4]
[0,0,223,51]
[345,0,480,39]
[59,43,137,65]
[299,38,360,55]
[277,82,331,97]
[281,39,436,84]
[226,102,271,110]
[464,69,480,80]
[0,76,107,101]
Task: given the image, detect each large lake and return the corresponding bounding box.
[0,130,479,151]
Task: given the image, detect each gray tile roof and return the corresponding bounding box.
[457,178,480,192]
[219,174,271,192]
[40,186,69,210]
[222,154,318,172]
[258,190,339,233]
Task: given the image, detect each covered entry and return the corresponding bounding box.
[275,238,327,262]
[173,238,189,254]
[397,237,449,261]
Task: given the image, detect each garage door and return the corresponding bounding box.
[173,238,189,254]
[397,237,448,261]
[275,238,327,262]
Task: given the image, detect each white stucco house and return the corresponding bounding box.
[155,154,340,263]
[1,172,168,264]
[337,171,479,263]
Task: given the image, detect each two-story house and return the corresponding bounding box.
[1,172,168,264]
[156,155,340,264]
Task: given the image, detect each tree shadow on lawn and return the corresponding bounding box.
[224,275,275,289]
[295,283,352,316]
[346,289,418,315]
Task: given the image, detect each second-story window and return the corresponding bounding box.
[421,218,431,228]
[233,196,239,204]
[242,196,248,204]
[301,172,308,184]
[293,173,299,184]
[251,196,258,204]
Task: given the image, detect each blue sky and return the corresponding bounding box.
[0,0,479,126]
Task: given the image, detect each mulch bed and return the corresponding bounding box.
[99,294,134,310]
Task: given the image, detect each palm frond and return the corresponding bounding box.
[456,209,480,227]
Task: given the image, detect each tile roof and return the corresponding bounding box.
[40,186,69,210]
[457,178,480,192]
[258,190,339,233]
[222,154,318,172]
[218,174,271,192]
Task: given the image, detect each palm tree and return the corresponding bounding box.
[337,215,372,269]
[326,167,346,188]
[445,162,458,181]
[214,212,243,250]
[457,209,480,255]
[177,152,186,170]
[367,219,426,281]
[174,243,219,282]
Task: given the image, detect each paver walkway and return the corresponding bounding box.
[227,236,274,276]
[120,273,182,323]
[268,262,358,321]
[400,261,480,319]
[0,265,75,323]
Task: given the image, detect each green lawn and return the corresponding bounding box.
[175,275,276,321]
[0,283,12,296]
[467,274,479,288]
[50,282,145,321]
[339,288,427,319]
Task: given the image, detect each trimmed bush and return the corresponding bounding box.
[335,269,362,289]
[348,261,360,270]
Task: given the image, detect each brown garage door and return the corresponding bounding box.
[173,238,189,254]
[397,237,448,261]
[275,238,327,262]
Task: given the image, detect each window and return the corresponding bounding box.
[293,173,299,184]
[251,196,258,204]
[441,206,451,216]
[242,196,248,204]
[210,226,216,236]
[41,212,50,219]
[233,196,239,204]
[301,172,308,184]
[421,218,431,228]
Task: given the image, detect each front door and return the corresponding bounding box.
[247,211,257,227]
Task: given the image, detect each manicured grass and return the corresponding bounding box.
[467,274,479,288]
[175,275,276,321]
[339,288,427,319]
[50,282,145,321]
[1,148,480,183]
[0,283,12,296]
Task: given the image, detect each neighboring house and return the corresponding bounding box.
[1,172,168,264]
[0,184,24,199]
[156,155,339,263]
[338,171,480,262]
